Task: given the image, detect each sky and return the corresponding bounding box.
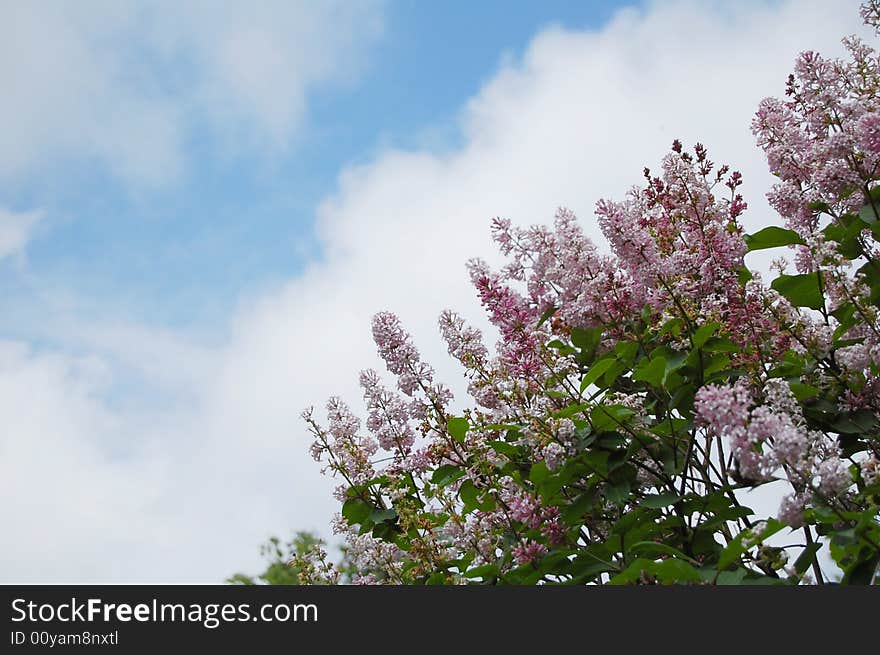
[0,0,872,582]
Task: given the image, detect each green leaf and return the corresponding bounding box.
[769,350,806,378]
[715,569,748,585]
[641,492,683,509]
[562,492,595,524]
[605,481,630,506]
[459,479,480,512]
[858,203,878,224]
[463,564,499,580]
[633,355,667,388]
[745,226,805,251]
[669,385,696,412]
[611,507,659,537]
[628,541,697,565]
[370,508,398,524]
[487,440,520,458]
[554,402,591,419]
[608,558,654,585]
[832,303,858,340]
[692,322,721,349]
[824,214,872,258]
[571,326,602,352]
[529,461,550,487]
[599,360,628,388]
[740,575,788,586]
[702,336,740,353]
[858,259,880,308]
[590,405,635,432]
[341,498,373,526]
[571,326,603,366]
[788,382,821,401]
[614,341,639,364]
[656,347,687,375]
[580,358,616,391]
[658,317,684,338]
[771,274,824,310]
[447,417,469,443]
[842,554,880,585]
[425,572,447,585]
[831,410,878,434]
[610,558,702,585]
[793,542,822,576]
[537,304,557,328]
[650,559,704,583]
[431,465,464,487]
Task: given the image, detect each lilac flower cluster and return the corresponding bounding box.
[360,369,415,455]
[371,311,453,411]
[490,210,641,333]
[597,143,747,313]
[753,39,880,242]
[696,378,853,527]
[751,13,880,416]
[304,399,377,501]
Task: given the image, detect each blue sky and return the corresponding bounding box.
[1,1,636,337]
[0,0,869,582]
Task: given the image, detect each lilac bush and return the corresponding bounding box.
[295,4,880,585]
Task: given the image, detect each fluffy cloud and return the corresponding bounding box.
[1,0,868,581]
[0,0,383,187]
[0,208,43,261]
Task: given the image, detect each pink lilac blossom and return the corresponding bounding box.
[371,312,453,412]
[438,309,489,369]
[501,485,543,530]
[512,539,547,565]
[697,378,855,524]
[304,399,377,495]
[753,30,880,241]
[556,418,578,454]
[437,309,512,413]
[695,379,759,477]
[759,281,831,360]
[488,210,643,338]
[359,369,415,454]
[340,524,406,584]
[467,259,547,384]
[861,0,880,30]
[596,145,747,315]
[539,506,567,546]
[815,458,852,497]
[841,376,880,413]
[541,441,566,471]
[442,511,500,565]
[777,492,809,529]
[747,406,807,475]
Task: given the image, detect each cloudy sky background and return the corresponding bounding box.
[1,0,870,582]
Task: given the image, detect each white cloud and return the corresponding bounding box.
[0,208,43,261]
[162,1,384,146]
[0,0,384,187]
[1,0,870,581]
